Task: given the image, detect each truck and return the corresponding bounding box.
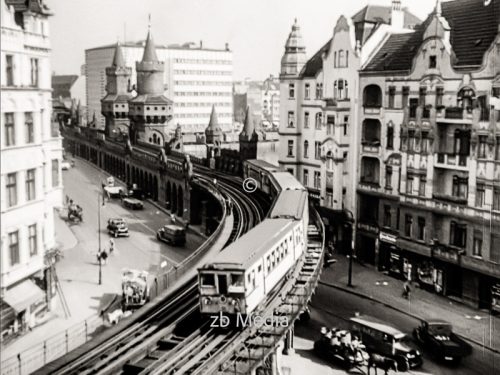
[121,269,150,310]
[413,319,472,363]
[103,177,125,199]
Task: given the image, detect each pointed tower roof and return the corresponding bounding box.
[207,105,221,131]
[112,42,126,67]
[142,29,158,62]
[281,18,307,75]
[239,107,255,140]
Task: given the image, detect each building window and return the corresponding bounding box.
[421,132,429,154]
[26,169,36,201]
[387,126,394,149]
[52,159,59,188]
[475,184,485,207]
[6,173,17,207]
[314,171,321,189]
[304,83,310,99]
[288,83,295,99]
[314,141,321,159]
[287,111,295,127]
[383,205,391,227]
[404,214,413,237]
[25,112,34,143]
[473,230,482,257]
[315,112,322,130]
[343,116,349,136]
[30,58,39,87]
[385,166,392,189]
[493,188,500,211]
[338,50,344,67]
[304,112,309,128]
[495,136,500,160]
[8,231,20,266]
[6,54,14,86]
[388,86,396,109]
[287,140,294,157]
[327,116,335,135]
[334,51,337,68]
[478,135,487,158]
[417,217,426,240]
[402,86,409,108]
[287,168,294,175]
[429,55,437,68]
[450,221,466,248]
[303,140,309,158]
[436,87,444,107]
[452,176,468,199]
[406,176,413,194]
[315,83,323,99]
[28,224,37,256]
[4,113,15,146]
[408,130,416,151]
[419,87,427,106]
[419,176,426,196]
[303,169,309,186]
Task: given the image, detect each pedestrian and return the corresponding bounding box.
[170,213,176,224]
[109,238,115,255]
[101,250,108,265]
[402,280,411,299]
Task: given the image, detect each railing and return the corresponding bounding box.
[0,315,102,375]
[435,153,468,168]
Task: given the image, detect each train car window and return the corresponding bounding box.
[201,273,215,287]
[218,275,228,294]
[267,255,271,272]
[232,273,243,286]
[251,270,256,288]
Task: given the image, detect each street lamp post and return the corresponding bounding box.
[98,193,102,285]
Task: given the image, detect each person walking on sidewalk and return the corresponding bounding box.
[402,280,411,300]
[109,238,115,255]
[101,250,108,265]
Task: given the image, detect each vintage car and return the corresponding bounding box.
[107,218,129,237]
[314,327,369,370]
[157,224,186,246]
[123,197,144,210]
[61,160,73,170]
[413,319,472,363]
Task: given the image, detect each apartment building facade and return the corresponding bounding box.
[356,0,500,310]
[85,41,233,141]
[1,0,63,335]
[278,1,419,253]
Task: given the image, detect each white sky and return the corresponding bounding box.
[47,0,438,80]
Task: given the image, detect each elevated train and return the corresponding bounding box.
[198,160,309,316]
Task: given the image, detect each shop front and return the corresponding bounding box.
[317,206,353,256]
[491,282,500,314]
[356,222,379,265]
[378,231,399,273]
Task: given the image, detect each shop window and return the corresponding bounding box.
[417,217,426,241]
[388,86,396,109]
[475,184,485,207]
[473,230,482,257]
[404,214,413,237]
[450,221,466,248]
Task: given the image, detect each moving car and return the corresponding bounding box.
[123,197,144,210]
[61,160,73,170]
[350,315,423,371]
[413,319,472,363]
[107,218,129,237]
[157,224,186,246]
[314,327,369,370]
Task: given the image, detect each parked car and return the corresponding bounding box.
[123,197,144,210]
[107,218,129,237]
[413,319,472,363]
[350,315,423,371]
[61,160,73,170]
[314,327,369,370]
[157,224,186,246]
[127,183,146,200]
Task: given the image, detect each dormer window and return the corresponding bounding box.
[429,55,437,69]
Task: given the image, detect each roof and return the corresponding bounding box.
[300,39,331,78]
[364,0,500,72]
[3,279,45,313]
[245,159,279,172]
[112,42,126,67]
[270,172,306,191]
[350,315,405,338]
[129,94,173,104]
[352,5,421,28]
[52,75,78,87]
[85,40,229,53]
[5,0,52,15]
[269,190,308,220]
[142,29,158,62]
[205,105,222,134]
[102,94,133,103]
[206,218,294,269]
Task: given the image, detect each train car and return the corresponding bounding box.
[199,218,305,316]
[243,159,279,195]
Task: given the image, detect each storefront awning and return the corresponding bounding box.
[3,280,45,313]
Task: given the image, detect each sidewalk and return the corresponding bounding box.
[321,255,499,353]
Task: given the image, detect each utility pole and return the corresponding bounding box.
[98,193,102,285]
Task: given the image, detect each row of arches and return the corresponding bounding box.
[165,181,184,217]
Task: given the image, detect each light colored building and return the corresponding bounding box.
[1,0,63,335]
[85,40,233,141]
[357,0,500,310]
[278,2,419,252]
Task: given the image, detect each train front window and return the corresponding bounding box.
[218,275,228,294]
[201,273,215,287]
[231,273,243,286]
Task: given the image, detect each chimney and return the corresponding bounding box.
[225,42,229,51]
[391,0,404,30]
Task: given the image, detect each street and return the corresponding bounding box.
[294,284,500,375]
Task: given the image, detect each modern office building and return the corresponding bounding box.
[85,40,233,142]
[356,0,500,310]
[1,0,63,335]
[278,1,419,253]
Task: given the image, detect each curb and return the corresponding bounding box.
[318,280,500,355]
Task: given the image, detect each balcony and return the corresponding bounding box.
[361,141,380,154]
[435,153,469,170]
[364,106,381,115]
[435,106,474,124]
[461,256,500,278]
[432,193,468,205]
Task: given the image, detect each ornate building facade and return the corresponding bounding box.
[356,0,500,310]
